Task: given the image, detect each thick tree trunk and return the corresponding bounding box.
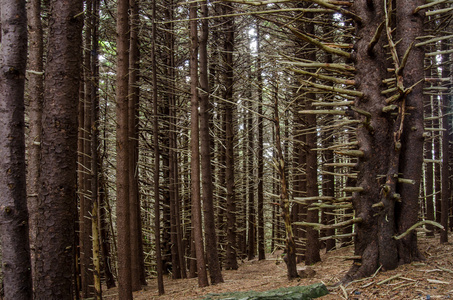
[301,11,321,266]
[345,0,425,282]
[395,0,425,263]
[115,0,132,297]
[189,1,209,287]
[34,0,83,297]
[0,1,32,298]
[305,96,320,265]
[128,0,146,290]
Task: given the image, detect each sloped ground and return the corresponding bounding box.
[104,232,453,299]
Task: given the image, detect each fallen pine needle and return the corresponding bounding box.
[400,277,416,282]
[361,281,374,288]
[377,273,403,286]
[438,266,453,274]
[339,284,348,299]
[427,279,450,284]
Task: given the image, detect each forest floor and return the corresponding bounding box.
[104,232,453,299]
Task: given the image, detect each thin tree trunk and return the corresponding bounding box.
[115,0,132,296]
[81,1,94,296]
[440,42,450,243]
[247,93,256,261]
[90,0,101,297]
[273,87,298,280]
[152,0,165,293]
[0,0,32,298]
[35,0,83,297]
[99,174,116,289]
[199,0,224,285]
[223,2,239,271]
[424,100,435,237]
[322,128,336,251]
[256,22,265,261]
[26,0,43,287]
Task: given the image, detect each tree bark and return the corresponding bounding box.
[80,0,94,296]
[440,41,450,243]
[256,22,265,261]
[424,100,435,237]
[0,0,32,298]
[34,0,83,297]
[128,0,146,290]
[199,0,224,285]
[90,0,101,297]
[26,0,43,288]
[345,0,425,282]
[115,0,132,296]
[395,0,426,263]
[247,90,256,261]
[223,1,239,271]
[273,87,298,280]
[152,0,165,294]
[189,0,209,287]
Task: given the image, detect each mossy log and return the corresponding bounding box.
[201,283,329,300]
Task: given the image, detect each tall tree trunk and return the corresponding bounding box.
[394,0,426,263]
[345,0,425,282]
[189,0,209,287]
[256,22,265,261]
[34,0,83,297]
[434,103,442,228]
[247,93,255,261]
[115,0,132,297]
[128,0,145,290]
[0,0,32,298]
[153,0,165,294]
[199,0,224,285]
[303,11,321,266]
[90,0,101,297]
[440,42,450,243]
[26,0,43,287]
[223,2,238,271]
[81,1,94,296]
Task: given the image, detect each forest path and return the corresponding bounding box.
[104,232,453,299]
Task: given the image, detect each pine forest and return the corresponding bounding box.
[0,0,452,299]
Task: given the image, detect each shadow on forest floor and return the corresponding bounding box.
[104,232,453,299]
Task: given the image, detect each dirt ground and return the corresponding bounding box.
[104,232,453,299]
